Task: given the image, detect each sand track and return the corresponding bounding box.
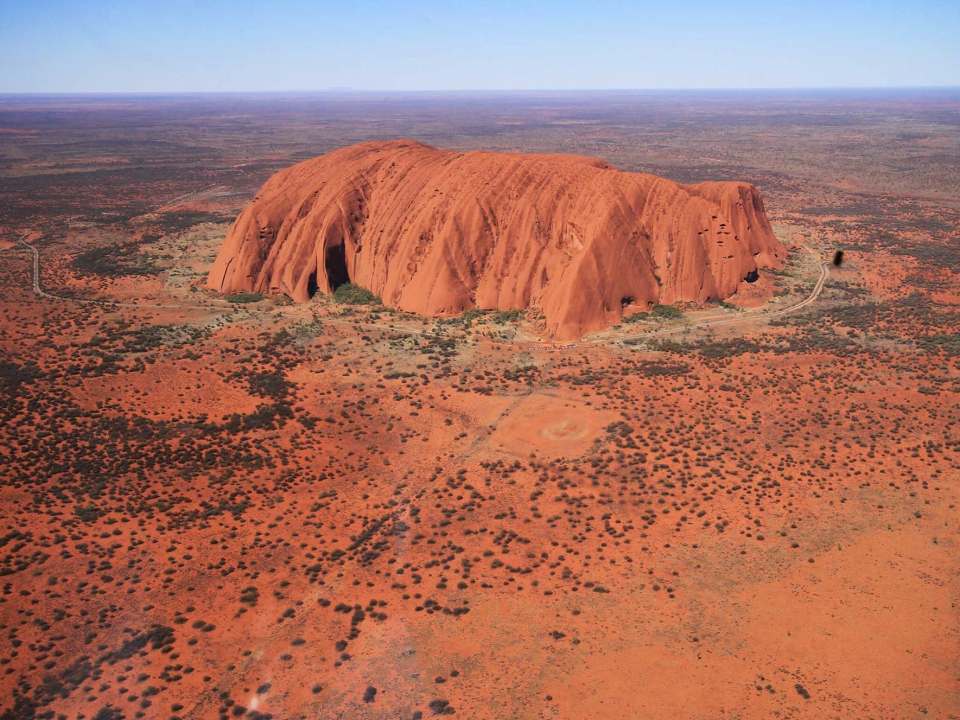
[4,239,828,341]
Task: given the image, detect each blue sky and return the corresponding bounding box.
[1,0,958,92]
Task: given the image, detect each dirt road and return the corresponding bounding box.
[4,239,828,340]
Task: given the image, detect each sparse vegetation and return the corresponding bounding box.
[650,304,683,320]
[1,90,955,720]
[74,242,162,277]
[226,291,264,303]
[333,283,380,305]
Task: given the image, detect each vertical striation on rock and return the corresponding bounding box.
[208,140,785,338]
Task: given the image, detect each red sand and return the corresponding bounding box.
[2,94,958,720]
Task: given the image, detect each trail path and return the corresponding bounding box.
[535,245,829,350]
[8,237,233,311]
[3,238,829,340]
[633,246,829,340]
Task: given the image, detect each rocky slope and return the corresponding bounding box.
[208,140,785,338]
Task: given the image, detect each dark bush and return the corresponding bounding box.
[333,283,380,305]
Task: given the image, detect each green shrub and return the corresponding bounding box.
[332,283,380,305]
[491,309,523,323]
[75,505,102,523]
[226,292,264,304]
[457,308,487,326]
[74,242,161,277]
[650,304,683,319]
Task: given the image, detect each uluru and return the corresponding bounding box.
[208,140,785,338]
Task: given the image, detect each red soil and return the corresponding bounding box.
[2,93,959,720]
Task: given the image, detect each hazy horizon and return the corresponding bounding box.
[2,0,958,93]
[2,86,958,99]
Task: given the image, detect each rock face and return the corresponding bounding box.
[208,140,784,338]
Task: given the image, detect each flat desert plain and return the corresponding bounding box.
[0,91,957,720]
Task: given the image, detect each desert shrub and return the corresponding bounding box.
[890,240,957,269]
[74,505,103,523]
[221,402,293,433]
[0,360,42,394]
[152,210,228,232]
[491,309,523,323]
[697,338,764,359]
[429,699,453,715]
[101,625,175,664]
[650,304,683,319]
[333,283,380,305]
[238,370,292,400]
[765,266,791,277]
[634,360,691,376]
[458,309,486,324]
[92,706,125,720]
[917,333,960,356]
[226,292,264,304]
[74,242,161,277]
[605,421,635,437]
[116,324,208,353]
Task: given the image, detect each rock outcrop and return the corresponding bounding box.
[208,140,784,338]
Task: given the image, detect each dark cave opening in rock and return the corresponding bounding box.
[744,269,759,283]
[324,242,350,292]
